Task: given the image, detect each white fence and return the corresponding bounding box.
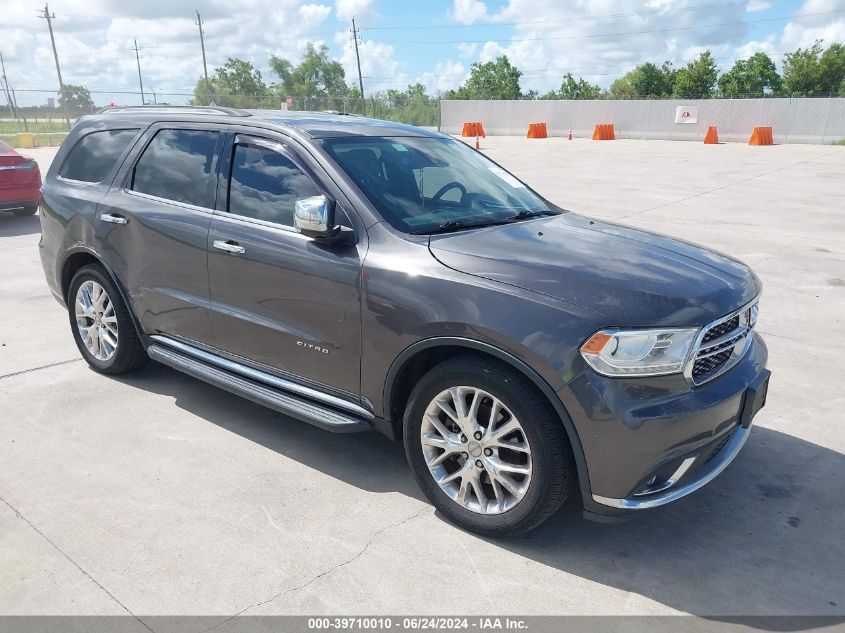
[440,98,845,144]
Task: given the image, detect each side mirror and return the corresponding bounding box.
[294,194,339,239]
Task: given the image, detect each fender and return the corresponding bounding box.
[384,336,592,500]
[59,246,148,347]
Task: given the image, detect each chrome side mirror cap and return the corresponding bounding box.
[294,194,338,239]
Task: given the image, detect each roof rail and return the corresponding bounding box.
[96,105,252,117]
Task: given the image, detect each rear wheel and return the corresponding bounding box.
[404,355,575,536]
[68,264,147,374]
[13,204,37,216]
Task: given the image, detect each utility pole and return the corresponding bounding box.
[132,40,145,104]
[196,10,211,105]
[0,50,19,127]
[351,17,365,105]
[38,3,70,128]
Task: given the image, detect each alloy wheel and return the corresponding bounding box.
[420,386,532,514]
[75,280,118,361]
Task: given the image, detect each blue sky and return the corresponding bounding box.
[2,0,843,105]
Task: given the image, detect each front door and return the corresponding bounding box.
[207,133,363,399]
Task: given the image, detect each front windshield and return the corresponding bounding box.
[320,136,557,234]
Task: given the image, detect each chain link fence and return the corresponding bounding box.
[440,97,845,144]
[0,90,440,147]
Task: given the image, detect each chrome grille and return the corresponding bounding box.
[701,316,740,344]
[688,301,758,385]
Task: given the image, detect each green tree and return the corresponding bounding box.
[718,52,781,96]
[673,51,718,98]
[269,43,350,100]
[59,84,94,113]
[447,55,522,99]
[609,62,675,98]
[782,40,824,95]
[369,83,438,126]
[192,58,268,107]
[545,73,602,99]
[819,42,845,95]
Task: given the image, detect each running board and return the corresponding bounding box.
[147,344,372,434]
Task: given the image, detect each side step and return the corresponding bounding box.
[147,344,371,433]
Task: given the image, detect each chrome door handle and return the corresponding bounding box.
[101,213,128,225]
[213,240,245,254]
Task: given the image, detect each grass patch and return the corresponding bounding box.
[0,121,69,134]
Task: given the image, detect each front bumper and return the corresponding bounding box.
[560,332,769,519]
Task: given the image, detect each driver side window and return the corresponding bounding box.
[227,143,321,226]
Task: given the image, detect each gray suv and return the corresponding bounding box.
[39,107,770,536]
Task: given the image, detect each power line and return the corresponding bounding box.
[0,50,20,124]
[196,10,212,105]
[37,2,70,127]
[351,17,365,100]
[131,39,145,105]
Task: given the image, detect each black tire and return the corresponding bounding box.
[68,264,147,374]
[403,355,575,537]
[13,205,37,216]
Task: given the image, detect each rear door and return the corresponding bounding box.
[206,131,363,399]
[98,122,226,346]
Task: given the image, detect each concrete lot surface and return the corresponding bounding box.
[1,140,843,618]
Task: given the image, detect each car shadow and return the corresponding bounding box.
[113,362,845,624]
[0,212,40,237]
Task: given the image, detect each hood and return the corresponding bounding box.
[429,213,760,327]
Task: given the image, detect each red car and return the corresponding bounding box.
[0,140,41,216]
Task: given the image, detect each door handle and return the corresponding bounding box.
[101,213,128,225]
[213,239,246,254]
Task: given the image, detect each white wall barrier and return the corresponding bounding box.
[440,98,845,144]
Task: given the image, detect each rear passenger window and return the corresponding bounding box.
[130,129,219,208]
[227,143,321,226]
[59,129,139,183]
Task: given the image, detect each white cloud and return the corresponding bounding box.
[746,0,771,12]
[335,31,403,93]
[460,0,755,92]
[450,0,488,25]
[456,42,478,58]
[780,0,845,50]
[335,0,375,22]
[0,0,337,105]
[417,60,467,94]
[735,35,777,59]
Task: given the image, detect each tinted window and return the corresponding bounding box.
[59,129,139,183]
[227,143,321,226]
[320,136,554,234]
[131,129,219,207]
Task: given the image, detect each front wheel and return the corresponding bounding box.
[68,264,147,374]
[403,355,575,536]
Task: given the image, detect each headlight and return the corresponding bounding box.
[580,327,698,377]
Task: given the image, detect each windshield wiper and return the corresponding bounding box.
[411,218,514,235]
[508,209,555,221]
